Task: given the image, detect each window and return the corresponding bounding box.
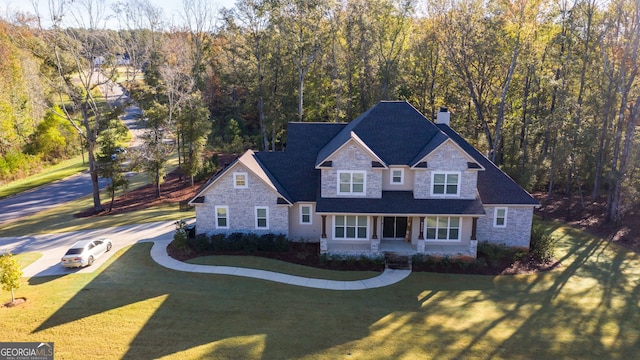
[337,171,366,195]
[494,207,508,228]
[432,172,460,196]
[215,206,229,229]
[390,168,404,185]
[300,205,312,225]
[233,172,248,189]
[255,206,269,229]
[334,215,368,240]
[425,216,460,241]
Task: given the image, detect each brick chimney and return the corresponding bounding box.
[437,107,450,126]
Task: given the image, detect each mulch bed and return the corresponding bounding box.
[167,241,560,275]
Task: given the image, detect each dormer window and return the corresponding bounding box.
[390,168,404,185]
[337,170,366,195]
[233,172,248,189]
[431,172,460,196]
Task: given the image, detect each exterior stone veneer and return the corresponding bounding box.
[321,143,383,198]
[414,141,478,200]
[476,206,534,248]
[195,164,289,235]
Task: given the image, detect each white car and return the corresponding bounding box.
[61,238,113,268]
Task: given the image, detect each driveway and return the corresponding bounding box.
[0,221,176,277]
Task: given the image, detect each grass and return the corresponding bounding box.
[0,156,87,199]
[1,219,639,359]
[13,252,42,270]
[188,255,379,281]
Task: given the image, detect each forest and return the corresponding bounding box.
[0,0,638,222]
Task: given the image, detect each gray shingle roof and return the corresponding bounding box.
[316,101,442,166]
[316,191,486,215]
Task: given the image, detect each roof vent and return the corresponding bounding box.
[437,107,450,126]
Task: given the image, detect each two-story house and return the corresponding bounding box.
[189,101,539,257]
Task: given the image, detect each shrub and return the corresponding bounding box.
[225,232,245,252]
[530,224,557,263]
[189,234,210,252]
[172,221,190,253]
[478,242,515,268]
[210,234,226,251]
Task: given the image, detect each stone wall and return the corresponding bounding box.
[476,206,534,248]
[195,164,289,235]
[321,143,383,198]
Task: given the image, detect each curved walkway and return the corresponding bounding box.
[150,239,412,291]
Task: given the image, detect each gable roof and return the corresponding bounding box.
[255,122,345,202]
[189,150,293,205]
[316,101,443,166]
[437,124,539,206]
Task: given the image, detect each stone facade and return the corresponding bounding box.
[195,164,289,235]
[413,141,478,200]
[476,206,533,248]
[321,142,383,198]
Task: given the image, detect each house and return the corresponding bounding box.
[189,101,539,257]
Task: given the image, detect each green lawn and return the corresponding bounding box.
[0,156,87,199]
[1,220,638,359]
[188,255,379,281]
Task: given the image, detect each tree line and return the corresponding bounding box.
[0,0,638,222]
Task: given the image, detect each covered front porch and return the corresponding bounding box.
[320,238,478,258]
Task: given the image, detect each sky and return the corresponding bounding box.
[0,0,237,28]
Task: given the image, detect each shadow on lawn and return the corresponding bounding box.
[30,224,640,359]
[445,226,640,359]
[31,242,395,359]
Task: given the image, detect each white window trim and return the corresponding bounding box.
[430,171,461,197]
[494,207,508,228]
[299,204,313,225]
[233,172,248,189]
[424,216,461,242]
[390,168,404,185]
[255,206,269,229]
[215,205,229,229]
[336,170,367,196]
[332,215,369,240]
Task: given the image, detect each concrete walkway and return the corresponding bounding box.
[149,238,412,291]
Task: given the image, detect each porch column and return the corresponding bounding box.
[321,215,327,238]
[404,217,412,243]
[471,217,478,240]
[372,216,378,239]
[418,217,425,240]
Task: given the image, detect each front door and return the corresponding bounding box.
[383,216,408,239]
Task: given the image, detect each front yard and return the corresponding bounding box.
[1,220,638,359]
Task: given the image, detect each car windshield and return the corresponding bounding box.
[65,248,84,255]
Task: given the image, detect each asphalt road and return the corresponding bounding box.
[0,173,110,226]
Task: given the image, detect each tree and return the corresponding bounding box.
[0,253,23,304]
[28,0,123,213]
[139,101,172,198]
[177,92,210,186]
[96,111,129,211]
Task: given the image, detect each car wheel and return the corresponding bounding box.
[88,256,94,266]
[106,243,112,252]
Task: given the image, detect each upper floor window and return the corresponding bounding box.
[494,207,508,228]
[255,206,269,229]
[300,204,312,225]
[337,171,366,195]
[431,172,460,196]
[215,205,229,229]
[233,172,248,189]
[390,168,404,185]
[425,216,460,241]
